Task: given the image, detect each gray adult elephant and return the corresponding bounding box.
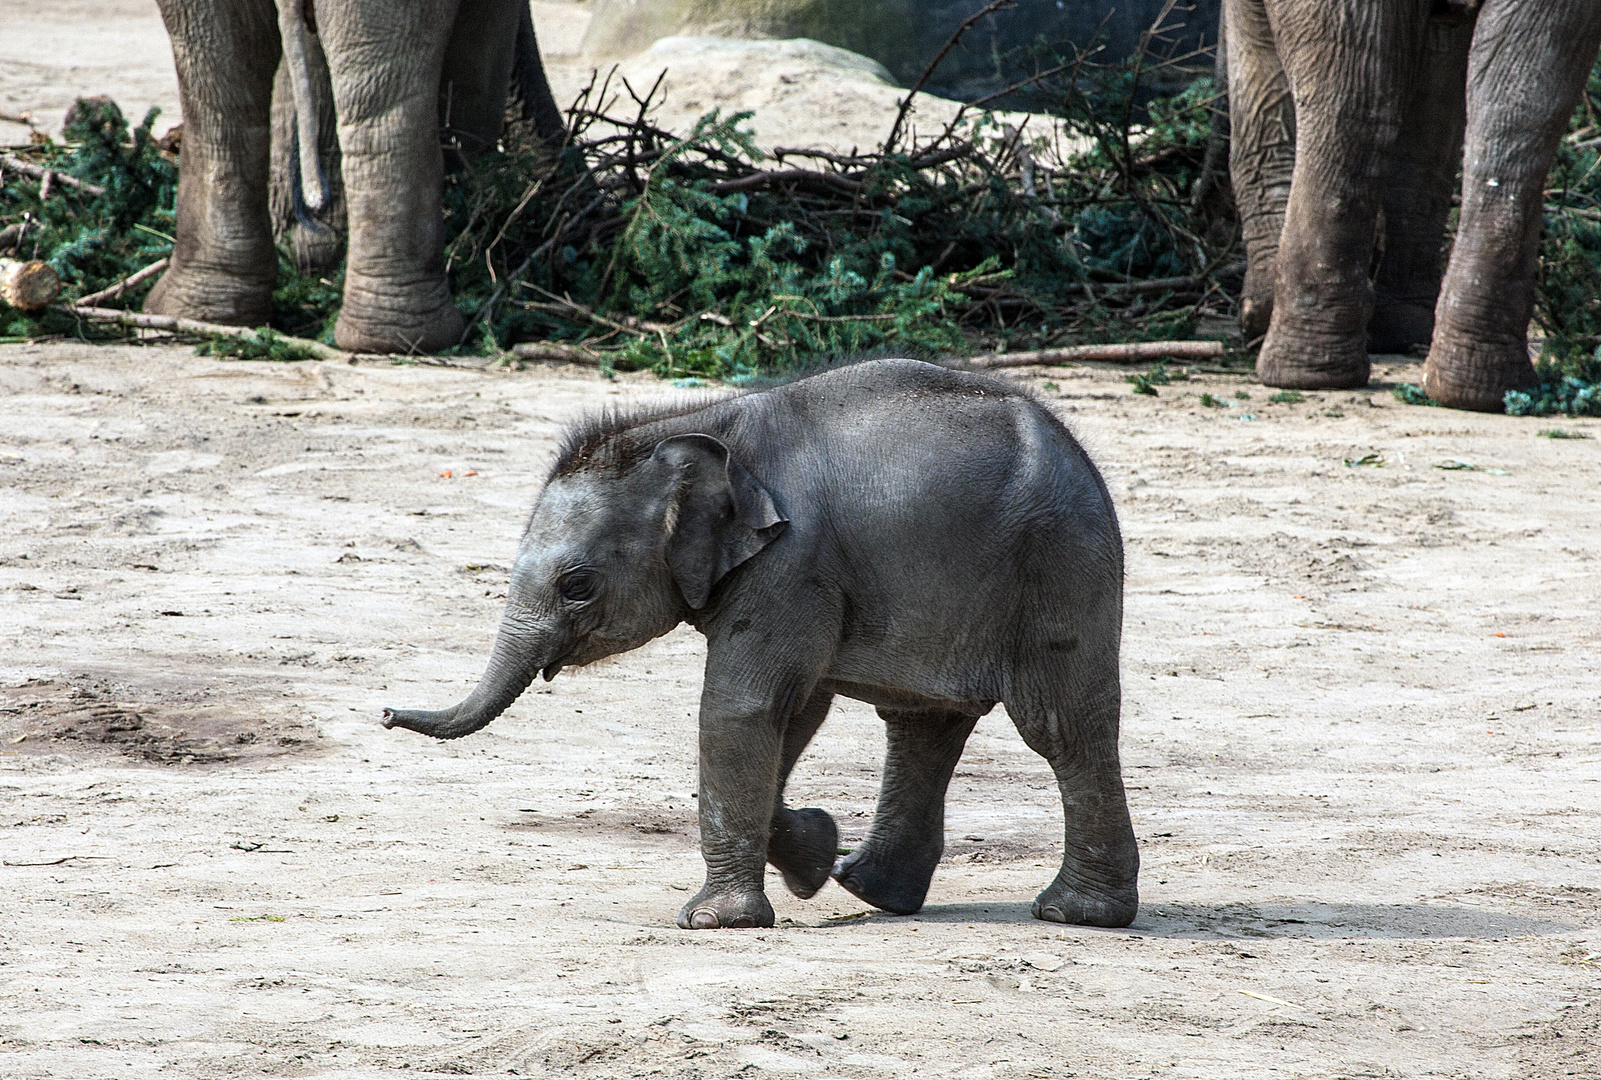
[147,0,562,353]
[1227,0,1601,410]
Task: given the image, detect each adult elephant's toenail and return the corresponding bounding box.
[690,909,720,929]
[726,914,756,928]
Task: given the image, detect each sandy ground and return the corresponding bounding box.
[1,343,1598,1080]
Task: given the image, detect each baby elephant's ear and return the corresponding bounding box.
[652,433,788,610]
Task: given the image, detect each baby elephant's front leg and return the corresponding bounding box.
[679,694,785,930]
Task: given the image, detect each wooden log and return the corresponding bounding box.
[969,340,1226,368]
[0,153,107,197]
[74,258,169,307]
[66,305,349,362]
[0,258,62,310]
[509,341,602,365]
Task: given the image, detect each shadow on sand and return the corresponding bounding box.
[889,900,1572,939]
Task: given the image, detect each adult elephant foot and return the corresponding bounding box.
[1255,326,1371,390]
[1367,298,1435,355]
[1421,334,1537,412]
[832,842,936,916]
[1032,873,1137,928]
[1238,262,1276,343]
[144,263,273,328]
[767,807,837,899]
[676,886,774,930]
[334,276,465,354]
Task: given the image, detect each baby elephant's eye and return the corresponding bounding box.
[558,570,598,603]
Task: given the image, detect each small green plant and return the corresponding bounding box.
[1198,392,1228,408]
[193,328,319,362]
[1233,389,1250,400]
[1343,453,1383,467]
[1435,459,1509,475]
[1392,384,1441,407]
[1538,427,1591,438]
[1126,361,1175,396]
[1504,347,1601,417]
[1267,389,1304,404]
[1041,381,1059,391]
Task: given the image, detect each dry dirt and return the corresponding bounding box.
[1,343,1598,1080]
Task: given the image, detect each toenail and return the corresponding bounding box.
[690,909,719,929]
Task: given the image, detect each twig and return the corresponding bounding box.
[64,305,350,361]
[1237,989,1309,1011]
[709,169,865,194]
[0,153,106,197]
[74,258,168,307]
[4,855,110,867]
[884,0,1018,153]
[520,282,674,336]
[775,311,900,324]
[969,340,1225,368]
[1097,262,1244,297]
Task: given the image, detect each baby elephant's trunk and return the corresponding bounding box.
[382,624,546,739]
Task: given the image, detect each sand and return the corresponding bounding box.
[1,345,1597,1079]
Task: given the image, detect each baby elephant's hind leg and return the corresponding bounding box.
[1008,664,1139,928]
[767,690,838,899]
[832,708,978,915]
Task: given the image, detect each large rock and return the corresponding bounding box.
[579,0,1221,102]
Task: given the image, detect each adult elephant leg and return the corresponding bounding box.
[1224,0,1296,341]
[145,0,279,326]
[512,1,569,143]
[1424,0,1601,411]
[440,0,520,164]
[766,689,838,900]
[1369,12,1474,354]
[1256,0,1429,389]
[317,0,463,353]
[832,708,978,916]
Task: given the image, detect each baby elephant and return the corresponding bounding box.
[384,359,1138,929]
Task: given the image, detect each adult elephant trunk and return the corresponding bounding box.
[382,620,560,740]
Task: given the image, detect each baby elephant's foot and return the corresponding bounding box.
[676,885,774,930]
[768,807,838,899]
[832,844,935,916]
[1031,875,1138,928]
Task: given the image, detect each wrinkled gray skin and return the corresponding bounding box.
[148,0,563,353]
[268,1,565,276]
[384,359,1138,930]
[1228,0,1601,410]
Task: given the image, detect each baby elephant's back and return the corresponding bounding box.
[754,360,1121,617]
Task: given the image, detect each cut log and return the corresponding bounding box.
[509,341,602,365]
[969,340,1226,368]
[0,258,62,310]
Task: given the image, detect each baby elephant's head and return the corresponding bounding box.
[383,433,786,739]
